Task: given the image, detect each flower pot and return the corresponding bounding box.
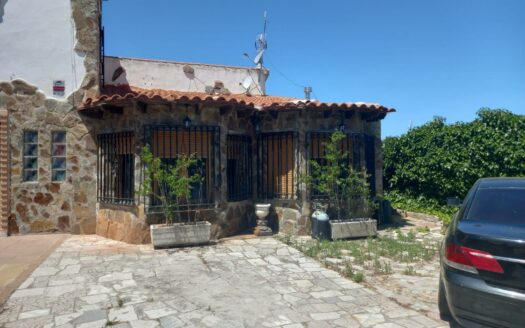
[329,219,377,240]
[254,203,273,236]
[150,221,211,249]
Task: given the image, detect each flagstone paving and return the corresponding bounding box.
[0,235,449,327]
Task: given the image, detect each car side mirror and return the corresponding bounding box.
[446,197,462,207]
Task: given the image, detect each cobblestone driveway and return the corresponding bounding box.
[0,235,447,328]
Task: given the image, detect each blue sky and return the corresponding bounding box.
[102,0,525,137]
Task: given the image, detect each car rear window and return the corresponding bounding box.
[466,188,525,225]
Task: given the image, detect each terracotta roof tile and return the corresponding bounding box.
[80,85,395,114]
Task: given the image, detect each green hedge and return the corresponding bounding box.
[385,190,457,225]
[384,108,525,202]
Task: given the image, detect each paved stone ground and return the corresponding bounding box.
[0,235,448,328]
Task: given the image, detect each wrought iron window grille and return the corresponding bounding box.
[227,135,253,201]
[305,132,376,200]
[143,125,220,214]
[257,131,297,200]
[97,132,135,205]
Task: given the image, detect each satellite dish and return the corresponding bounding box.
[253,49,265,66]
[241,76,253,90]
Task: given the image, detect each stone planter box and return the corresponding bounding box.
[330,219,377,239]
[150,221,211,249]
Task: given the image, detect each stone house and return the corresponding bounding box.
[0,0,395,242]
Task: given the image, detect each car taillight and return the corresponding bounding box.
[445,243,504,274]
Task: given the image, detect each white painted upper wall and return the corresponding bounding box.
[0,0,86,98]
[104,56,269,96]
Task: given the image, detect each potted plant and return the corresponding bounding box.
[139,147,211,249]
[303,131,377,239]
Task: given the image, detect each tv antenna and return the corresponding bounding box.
[253,11,268,68]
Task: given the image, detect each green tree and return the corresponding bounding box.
[139,147,202,224]
[303,131,373,220]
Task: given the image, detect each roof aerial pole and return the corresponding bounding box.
[254,11,268,69]
[250,11,268,95]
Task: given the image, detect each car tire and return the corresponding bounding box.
[438,275,452,321]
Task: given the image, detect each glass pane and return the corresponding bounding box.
[466,188,525,225]
[52,170,66,181]
[52,131,66,143]
[23,170,37,182]
[24,144,38,156]
[52,144,66,156]
[52,158,66,169]
[24,131,38,143]
[23,157,38,169]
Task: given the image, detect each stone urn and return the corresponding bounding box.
[254,203,273,236]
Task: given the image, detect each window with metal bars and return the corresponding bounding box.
[97,132,135,205]
[306,132,362,200]
[257,132,296,200]
[146,126,218,212]
[227,135,252,201]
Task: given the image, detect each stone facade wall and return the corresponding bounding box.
[96,205,150,244]
[0,88,384,242]
[257,109,375,236]
[91,105,383,243]
[0,79,384,241]
[91,102,258,241]
[70,0,101,104]
[0,0,101,235]
[0,80,99,234]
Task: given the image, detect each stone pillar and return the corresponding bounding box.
[297,110,310,235]
[0,110,8,236]
[369,121,384,196]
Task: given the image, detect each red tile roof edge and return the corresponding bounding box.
[80,85,396,113]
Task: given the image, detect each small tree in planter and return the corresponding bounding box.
[139,147,211,248]
[303,131,377,239]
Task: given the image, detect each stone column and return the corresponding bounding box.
[369,121,384,196]
[297,110,310,235]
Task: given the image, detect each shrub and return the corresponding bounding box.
[302,131,374,220]
[139,147,202,224]
[385,190,457,225]
[384,108,525,203]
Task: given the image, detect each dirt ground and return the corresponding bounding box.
[0,234,67,305]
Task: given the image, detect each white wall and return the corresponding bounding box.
[0,0,86,98]
[104,56,269,95]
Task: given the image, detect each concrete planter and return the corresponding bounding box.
[150,221,211,249]
[330,219,377,240]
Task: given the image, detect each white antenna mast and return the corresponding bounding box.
[253,11,268,69]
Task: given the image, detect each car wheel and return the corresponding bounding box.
[438,276,452,321]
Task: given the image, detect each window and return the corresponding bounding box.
[23,131,38,181]
[97,132,135,205]
[257,132,296,199]
[147,126,218,211]
[306,132,362,199]
[466,188,525,225]
[51,131,66,181]
[227,135,252,201]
